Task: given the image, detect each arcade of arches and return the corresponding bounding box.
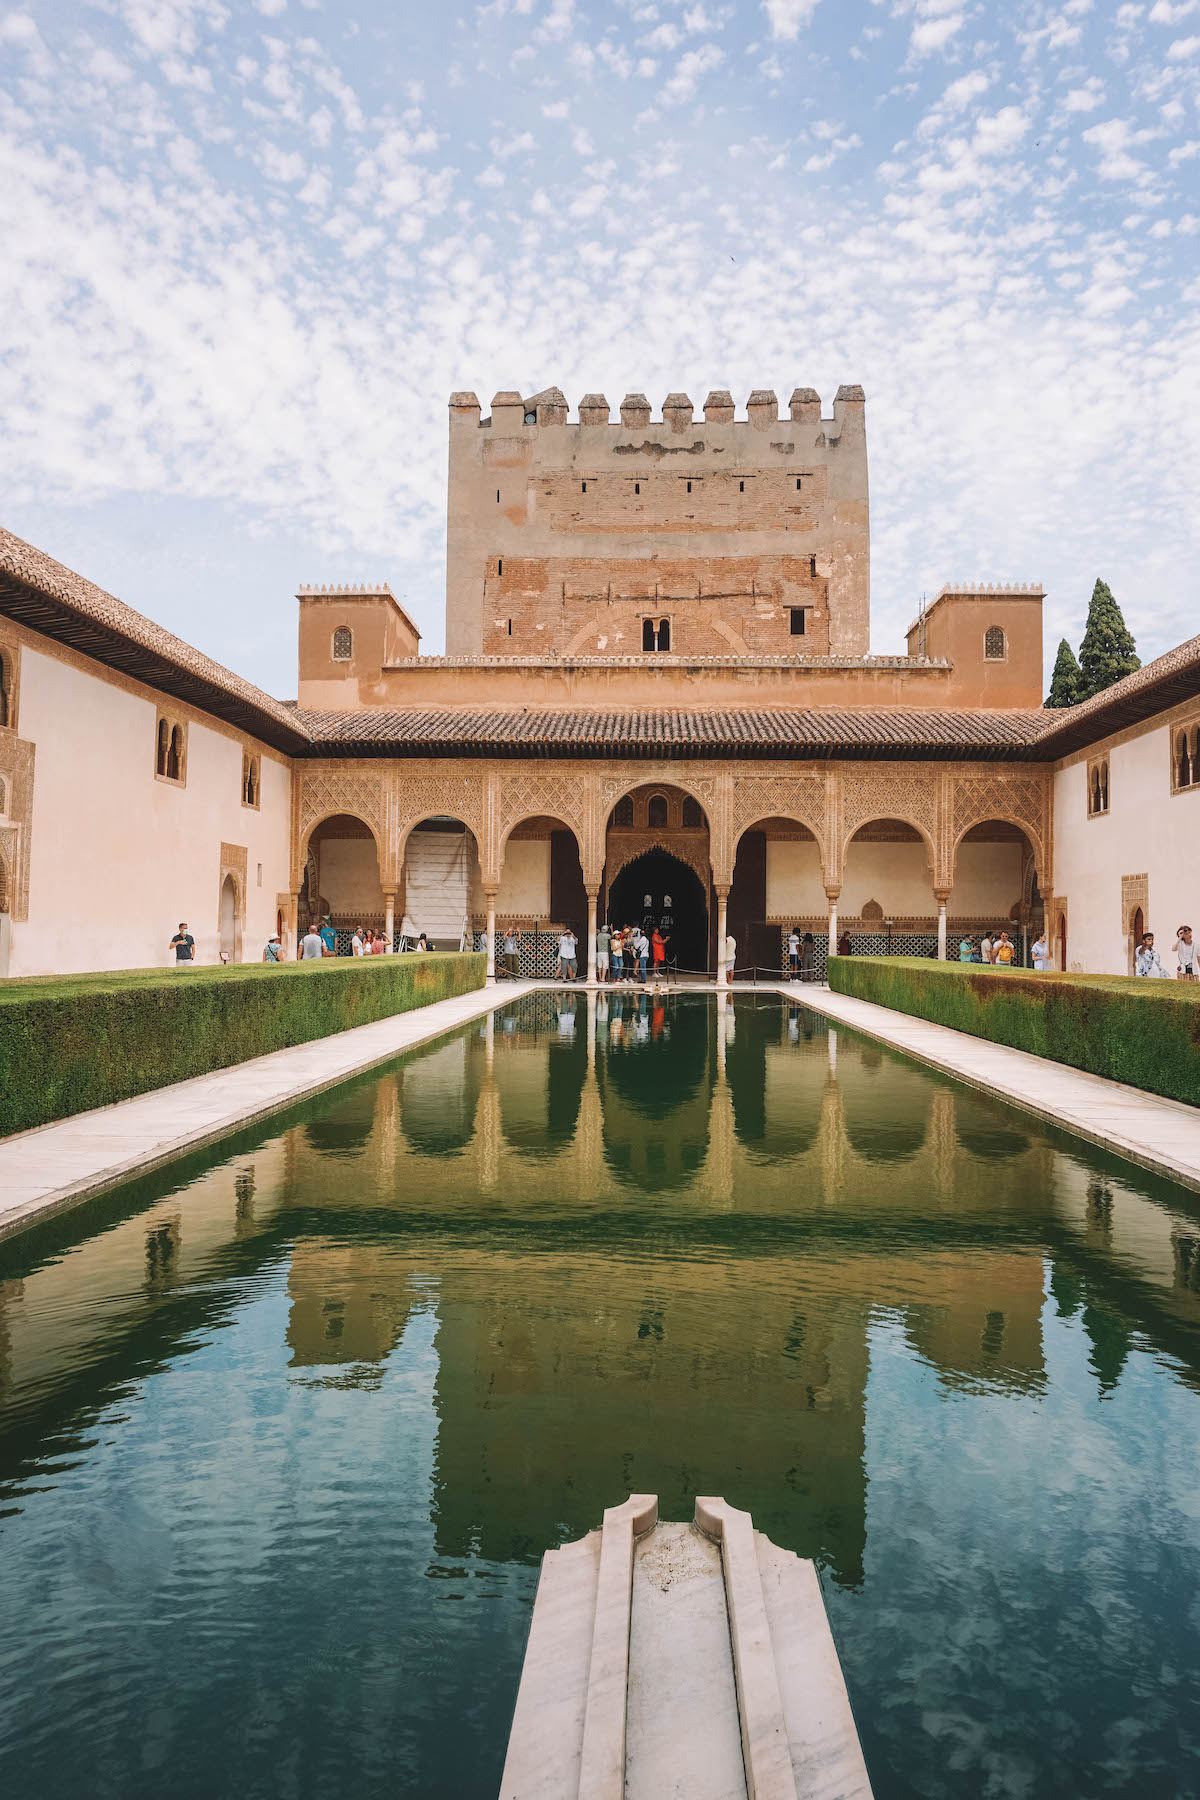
[292,758,1052,974]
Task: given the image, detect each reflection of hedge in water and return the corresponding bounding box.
[0,951,486,1135]
[830,955,1200,1106]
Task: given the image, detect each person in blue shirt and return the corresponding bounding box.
[319,917,337,957]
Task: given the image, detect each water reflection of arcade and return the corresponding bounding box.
[5,993,1200,1598]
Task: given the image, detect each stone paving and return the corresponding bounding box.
[773,983,1200,1195]
[0,982,535,1242]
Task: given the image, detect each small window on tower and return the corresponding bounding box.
[582,481,587,493]
[795,478,802,490]
[810,556,817,577]
[496,490,501,503]
[498,558,503,575]
[642,618,656,652]
[984,626,1006,661]
[739,480,745,493]
[790,608,806,637]
[634,482,641,495]
[657,618,670,652]
[686,480,692,493]
[507,619,512,636]
[332,626,353,661]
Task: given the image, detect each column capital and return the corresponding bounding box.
[934,889,952,905]
[713,882,731,901]
[824,885,841,903]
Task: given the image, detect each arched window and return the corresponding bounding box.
[642,618,656,652]
[984,626,1006,660]
[1087,757,1109,817]
[612,795,634,827]
[647,794,668,829]
[167,724,183,781]
[682,796,703,828]
[657,618,671,652]
[332,626,353,661]
[242,752,260,808]
[156,716,170,776]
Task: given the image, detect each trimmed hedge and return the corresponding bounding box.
[827,955,1200,1107]
[0,951,485,1136]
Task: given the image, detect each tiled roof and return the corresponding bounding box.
[1034,634,1200,756]
[291,704,1049,760]
[0,527,310,753]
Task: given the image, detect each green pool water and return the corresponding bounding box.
[1,991,1199,1798]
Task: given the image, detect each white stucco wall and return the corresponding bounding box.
[11,641,293,976]
[317,836,384,915]
[497,838,550,915]
[1052,721,1200,974]
[947,842,1024,919]
[765,838,826,917]
[840,839,935,916]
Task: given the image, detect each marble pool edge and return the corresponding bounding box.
[0,981,539,1243]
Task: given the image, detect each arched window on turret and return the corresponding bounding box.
[984,625,1006,661]
[332,626,353,661]
[657,618,671,652]
[156,716,170,776]
[642,618,656,652]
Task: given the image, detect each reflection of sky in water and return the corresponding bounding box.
[0,992,1198,1798]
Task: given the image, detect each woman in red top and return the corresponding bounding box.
[651,927,666,979]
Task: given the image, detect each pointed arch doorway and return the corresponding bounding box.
[606,849,709,974]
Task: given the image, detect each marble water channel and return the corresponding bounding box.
[1,991,1199,1798]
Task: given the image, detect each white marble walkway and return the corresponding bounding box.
[0,982,536,1241]
[769,982,1200,1194]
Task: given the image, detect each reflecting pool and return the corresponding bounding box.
[2,992,1200,1798]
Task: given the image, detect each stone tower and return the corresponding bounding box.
[445,385,870,658]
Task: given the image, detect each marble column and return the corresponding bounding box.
[383,891,395,953]
[826,888,840,961]
[936,892,949,961]
[716,886,730,985]
[485,888,497,982]
[586,890,598,985]
[288,891,299,960]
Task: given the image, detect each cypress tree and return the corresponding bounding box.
[1044,638,1085,709]
[1078,578,1140,698]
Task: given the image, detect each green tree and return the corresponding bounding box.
[1044,637,1085,709]
[1078,578,1140,698]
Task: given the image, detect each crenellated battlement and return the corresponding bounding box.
[933,582,1045,598]
[297,582,396,598]
[448,385,864,430]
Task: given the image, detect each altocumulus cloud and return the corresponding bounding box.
[0,0,1197,689]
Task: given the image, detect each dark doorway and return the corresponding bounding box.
[607,850,709,973]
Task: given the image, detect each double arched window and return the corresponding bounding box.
[1087,756,1109,817]
[641,617,671,652]
[242,751,260,808]
[1174,725,1199,792]
[156,715,187,783]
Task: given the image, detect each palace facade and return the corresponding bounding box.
[1,384,1197,981]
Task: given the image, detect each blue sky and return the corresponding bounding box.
[1,0,1198,694]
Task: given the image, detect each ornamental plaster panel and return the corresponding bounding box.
[0,729,34,920]
[604,830,712,894]
[729,773,827,862]
[838,766,941,883]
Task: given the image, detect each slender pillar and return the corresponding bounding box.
[288,891,299,960]
[936,893,948,961]
[586,890,598,985]
[826,888,840,961]
[485,888,497,983]
[384,890,395,952]
[716,886,729,986]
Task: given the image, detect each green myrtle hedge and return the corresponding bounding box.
[0,951,485,1137]
[827,954,1200,1106]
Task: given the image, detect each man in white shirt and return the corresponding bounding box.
[558,929,578,980]
[351,926,365,956]
[300,926,324,960]
[787,929,800,977]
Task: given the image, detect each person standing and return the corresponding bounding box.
[262,934,283,963]
[837,930,851,958]
[651,926,666,980]
[1031,930,1051,972]
[787,927,800,977]
[635,928,649,984]
[502,924,520,980]
[610,927,624,983]
[596,921,611,983]
[994,932,1015,967]
[351,926,365,956]
[1136,931,1167,977]
[979,931,994,965]
[300,923,324,960]
[320,917,337,957]
[799,931,815,983]
[169,922,195,966]
[1173,926,1196,981]
[558,927,578,981]
[958,934,973,962]
[724,930,737,984]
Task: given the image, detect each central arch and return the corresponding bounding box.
[607,849,710,972]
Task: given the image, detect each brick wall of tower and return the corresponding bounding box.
[445,386,870,658]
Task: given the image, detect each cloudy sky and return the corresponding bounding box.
[2,0,1198,695]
